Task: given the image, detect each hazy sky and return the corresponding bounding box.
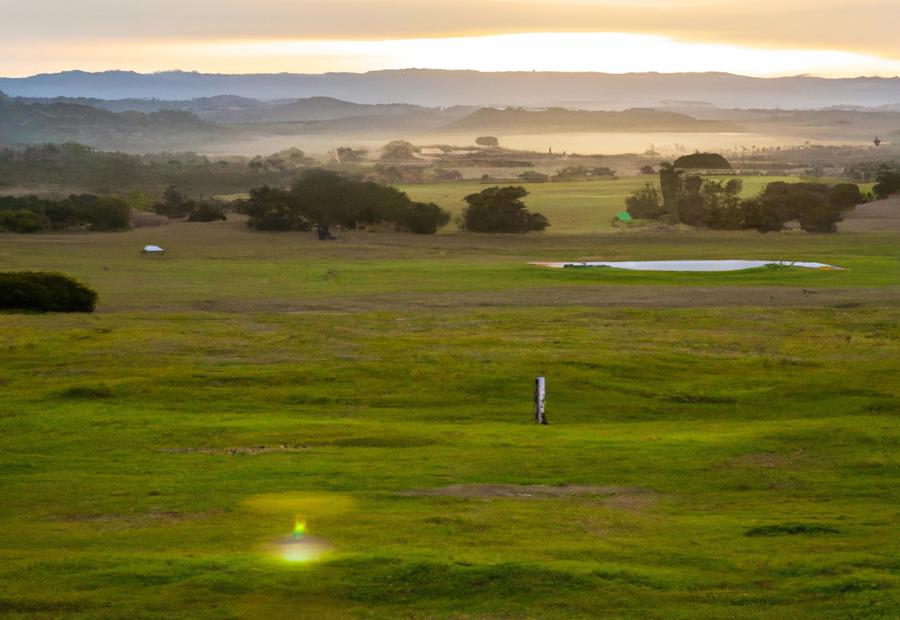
[2,0,899,77]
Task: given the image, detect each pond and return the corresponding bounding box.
[531,260,842,272]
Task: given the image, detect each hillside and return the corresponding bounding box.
[445,107,738,133]
[3,70,900,108]
[0,95,223,148]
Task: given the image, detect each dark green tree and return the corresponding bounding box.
[460,186,549,233]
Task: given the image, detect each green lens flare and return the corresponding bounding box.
[293,517,307,540]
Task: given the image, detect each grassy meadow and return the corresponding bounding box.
[1,177,898,618]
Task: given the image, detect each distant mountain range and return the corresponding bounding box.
[3,70,900,109]
[9,94,470,124]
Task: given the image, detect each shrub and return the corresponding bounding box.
[72,195,131,231]
[625,183,665,220]
[186,201,227,222]
[873,169,900,199]
[0,209,49,233]
[0,272,97,312]
[517,171,550,183]
[403,202,451,234]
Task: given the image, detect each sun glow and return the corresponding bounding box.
[169,32,900,78]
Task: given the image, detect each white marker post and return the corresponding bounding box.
[534,376,548,425]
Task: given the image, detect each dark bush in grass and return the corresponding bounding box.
[745,523,839,537]
[0,208,49,232]
[0,272,97,312]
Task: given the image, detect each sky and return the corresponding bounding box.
[1,0,899,78]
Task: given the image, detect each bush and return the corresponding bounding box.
[625,184,665,220]
[0,209,49,233]
[186,201,227,222]
[873,169,900,199]
[403,202,451,234]
[517,171,550,183]
[0,194,131,231]
[0,272,97,312]
[71,195,131,231]
[460,186,549,233]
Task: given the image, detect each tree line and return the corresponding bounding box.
[0,194,131,233]
[625,161,870,233]
[237,170,549,236]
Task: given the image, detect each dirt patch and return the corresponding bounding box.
[55,509,219,528]
[159,444,307,455]
[402,484,653,508]
[727,451,804,469]
[840,196,900,232]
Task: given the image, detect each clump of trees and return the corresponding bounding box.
[380,140,420,161]
[475,136,500,148]
[873,167,900,199]
[0,194,131,233]
[237,169,450,235]
[0,272,97,312]
[459,186,549,233]
[625,162,866,232]
[152,186,227,222]
[673,152,733,169]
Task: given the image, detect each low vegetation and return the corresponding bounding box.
[0,271,97,312]
[0,193,131,232]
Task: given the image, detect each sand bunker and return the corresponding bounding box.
[531,260,843,272]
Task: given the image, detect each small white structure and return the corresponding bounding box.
[141,245,166,256]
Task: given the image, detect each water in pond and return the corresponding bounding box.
[531,260,842,272]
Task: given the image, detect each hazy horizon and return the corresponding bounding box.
[2,0,899,78]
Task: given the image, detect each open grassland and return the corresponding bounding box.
[1,208,898,618]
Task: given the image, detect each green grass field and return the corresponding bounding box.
[1,178,898,618]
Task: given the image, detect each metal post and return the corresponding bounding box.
[534,376,547,425]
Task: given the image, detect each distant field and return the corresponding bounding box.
[398,176,868,234]
[1,209,898,617]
